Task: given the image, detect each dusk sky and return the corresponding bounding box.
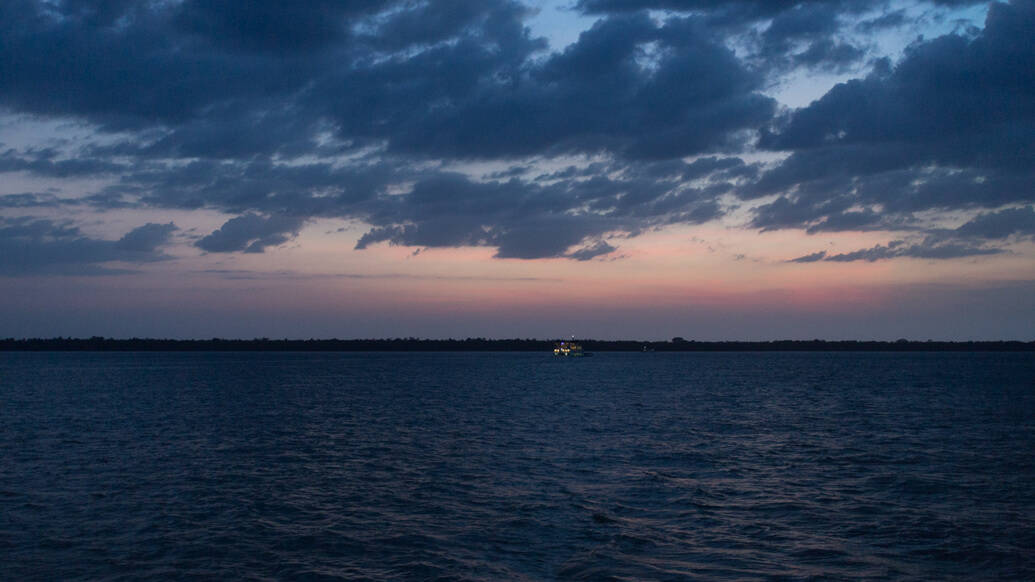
[1,0,1033,339]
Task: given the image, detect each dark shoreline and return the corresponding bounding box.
[2,338,1032,352]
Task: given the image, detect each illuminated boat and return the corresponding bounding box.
[553,338,591,357]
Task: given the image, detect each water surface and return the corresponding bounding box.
[1,352,1033,580]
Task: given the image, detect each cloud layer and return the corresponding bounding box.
[0,0,1030,263]
[0,218,176,275]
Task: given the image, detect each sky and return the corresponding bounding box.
[1,0,1033,340]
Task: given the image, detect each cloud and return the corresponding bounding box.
[792,205,1035,264]
[323,12,775,161]
[0,217,177,275]
[575,0,857,18]
[789,38,865,71]
[0,1,765,264]
[0,1,773,162]
[856,9,908,33]
[762,1,1034,164]
[0,148,125,177]
[574,0,986,16]
[350,165,736,259]
[0,193,69,208]
[362,0,497,51]
[755,3,866,72]
[788,250,827,263]
[174,0,381,54]
[115,222,178,252]
[566,240,618,261]
[748,1,1035,242]
[954,206,1035,240]
[196,214,307,253]
[0,0,1024,265]
[824,239,1005,262]
[351,174,605,259]
[792,204,1035,264]
[572,0,946,73]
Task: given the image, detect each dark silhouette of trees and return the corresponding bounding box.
[0,337,1031,352]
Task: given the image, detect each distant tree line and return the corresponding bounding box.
[1,337,1032,352]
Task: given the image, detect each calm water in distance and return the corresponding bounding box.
[1,351,1033,580]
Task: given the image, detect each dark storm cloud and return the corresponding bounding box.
[107,156,660,260]
[575,1,990,74]
[115,222,177,252]
[566,240,618,261]
[788,250,828,263]
[575,0,985,15]
[351,173,620,259]
[824,239,1004,262]
[363,0,491,50]
[792,204,1034,263]
[0,0,310,129]
[749,191,898,233]
[575,0,849,17]
[954,206,1035,239]
[788,38,864,71]
[752,3,865,72]
[0,193,69,208]
[749,0,1034,256]
[759,0,1034,167]
[117,158,389,215]
[0,148,125,178]
[315,12,774,160]
[195,214,307,253]
[0,0,765,263]
[175,0,385,54]
[0,0,1023,264]
[856,9,908,32]
[350,159,744,259]
[806,209,886,233]
[0,0,772,160]
[574,0,871,74]
[0,217,177,275]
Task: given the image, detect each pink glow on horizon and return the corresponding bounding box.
[269,225,1027,319]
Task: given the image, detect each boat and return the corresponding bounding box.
[554,337,592,357]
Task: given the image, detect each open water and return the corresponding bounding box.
[1,351,1033,580]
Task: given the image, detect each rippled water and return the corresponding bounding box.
[1,351,1033,580]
